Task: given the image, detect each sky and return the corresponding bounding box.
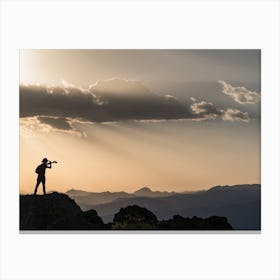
[19,50,261,194]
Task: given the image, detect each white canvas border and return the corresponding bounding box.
[0,1,279,280]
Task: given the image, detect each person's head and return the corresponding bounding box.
[42,158,48,163]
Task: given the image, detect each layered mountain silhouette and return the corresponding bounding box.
[65,187,175,207]
[20,192,234,230]
[66,189,133,205]
[134,187,176,197]
[66,184,260,230]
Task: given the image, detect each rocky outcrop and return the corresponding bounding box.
[111,205,233,230]
[20,192,105,230]
[112,205,158,229]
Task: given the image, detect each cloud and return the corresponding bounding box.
[191,101,220,120]
[20,79,251,131]
[218,80,260,104]
[190,101,250,122]
[20,117,85,137]
[20,79,193,124]
[37,116,73,130]
[221,108,250,122]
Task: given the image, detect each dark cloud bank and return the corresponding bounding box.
[20,79,251,131]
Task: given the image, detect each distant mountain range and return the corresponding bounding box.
[66,184,261,230]
[65,187,175,206]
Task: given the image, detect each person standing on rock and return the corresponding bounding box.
[34,158,52,195]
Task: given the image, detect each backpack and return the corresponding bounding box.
[35,165,41,174]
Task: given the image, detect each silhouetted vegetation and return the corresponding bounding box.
[112,205,158,229]
[158,215,233,230]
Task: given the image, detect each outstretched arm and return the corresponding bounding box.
[47,162,52,168]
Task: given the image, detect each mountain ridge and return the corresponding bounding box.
[69,184,260,230]
[66,183,260,195]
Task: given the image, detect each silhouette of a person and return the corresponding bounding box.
[34,158,52,195]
